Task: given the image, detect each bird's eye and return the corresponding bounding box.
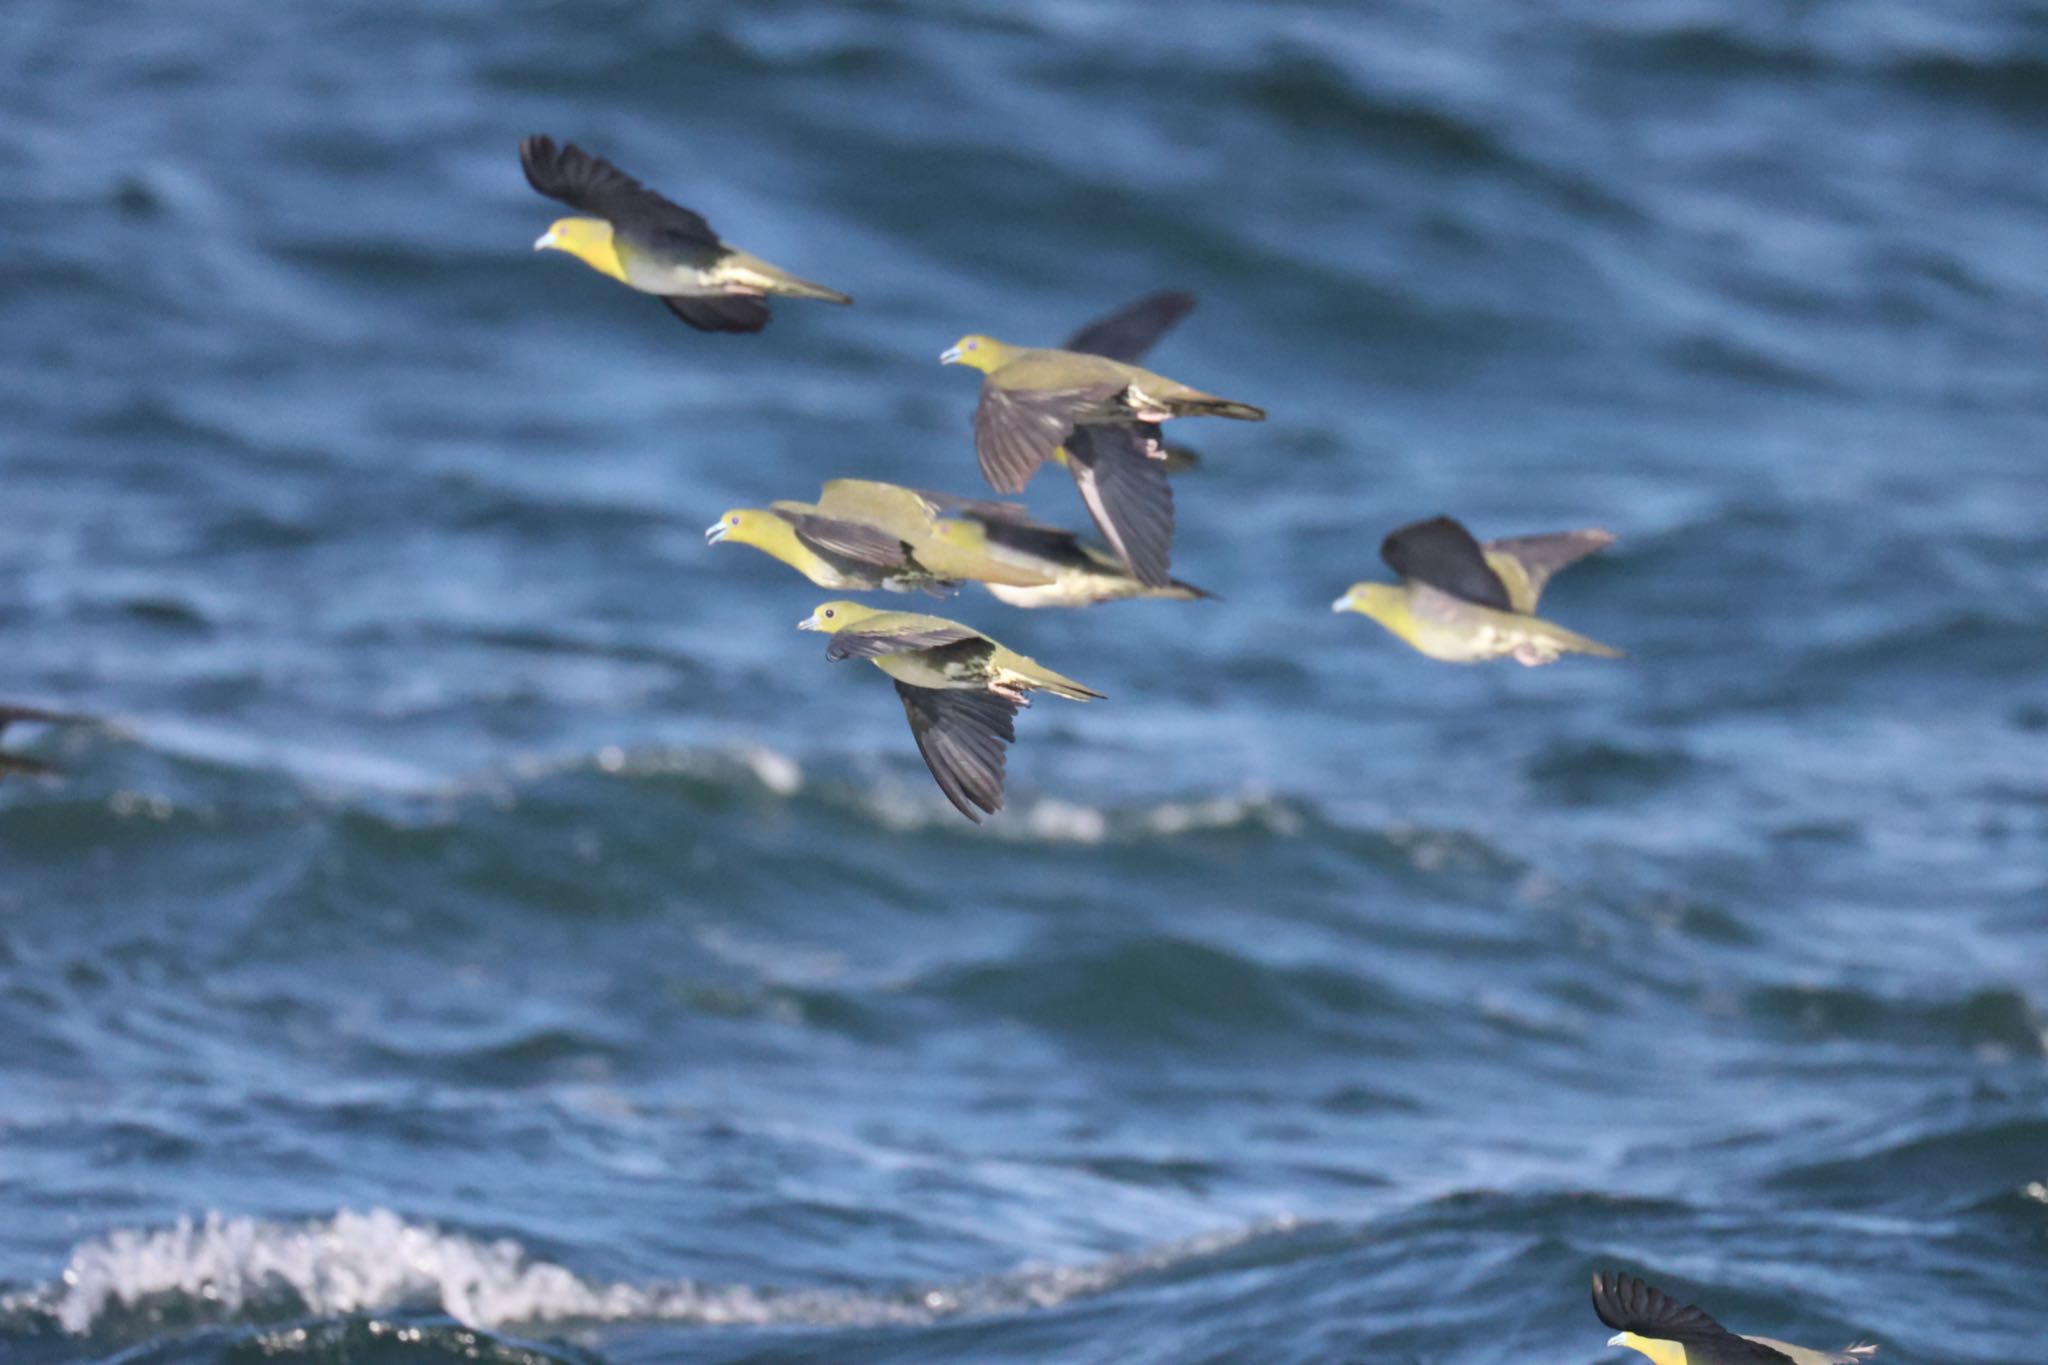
[728,515,740,526]
[965,339,978,351]
[823,608,836,619]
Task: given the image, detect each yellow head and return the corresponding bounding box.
[1331,582,1407,624]
[938,334,1011,373]
[797,600,883,633]
[705,508,792,552]
[533,216,627,282]
[1606,1332,1686,1365]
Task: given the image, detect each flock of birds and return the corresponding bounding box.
[0,135,1880,1361]
[520,134,1627,824]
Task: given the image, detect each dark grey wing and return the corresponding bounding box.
[1065,424,1174,587]
[1380,516,1513,611]
[520,135,722,250]
[974,382,1124,494]
[779,512,912,568]
[824,623,983,662]
[1591,1275,1795,1365]
[1063,291,1196,364]
[896,683,1018,823]
[662,294,773,333]
[1485,529,1614,600]
[974,516,1087,564]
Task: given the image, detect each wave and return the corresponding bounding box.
[0,1208,1294,1340]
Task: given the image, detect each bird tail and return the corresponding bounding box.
[1527,616,1625,660]
[717,252,852,303]
[1006,659,1105,701]
[1170,396,1265,421]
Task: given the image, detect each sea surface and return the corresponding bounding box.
[3,2,2047,1362]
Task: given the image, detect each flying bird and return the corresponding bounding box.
[1048,291,1198,588]
[939,332,1262,519]
[1593,1272,1877,1365]
[1332,516,1622,666]
[708,481,1061,593]
[522,135,851,332]
[706,504,961,595]
[798,601,1102,822]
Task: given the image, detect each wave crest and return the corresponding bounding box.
[4,1208,1291,1339]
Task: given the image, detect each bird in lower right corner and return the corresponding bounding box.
[1593,1271,1877,1365]
[0,704,83,780]
[1332,515,1622,666]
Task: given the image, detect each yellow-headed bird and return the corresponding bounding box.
[940,332,1262,507]
[706,480,1059,592]
[706,504,960,595]
[803,481,1055,588]
[1332,515,1621,666]
[1593,1272,1877,1365]
[522,135,851,333]
[0,704,79,779]
[1049,291,1197,588]
[798,602,1102,822]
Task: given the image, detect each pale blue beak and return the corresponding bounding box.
[705,520,730,545]
[797,612,822,632]
[938,346,962,364]
[532,229,557,251]
[1331,591,1356,612]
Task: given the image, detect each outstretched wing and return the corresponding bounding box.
[1065,424,1173,587]
[662,294,772,333]
[1484,529,1615,612]
[1380,516,1514,612]
[520,135,721,250]
[1063,291,1196,365]
[824,620,983,662]
[1591,1275,1796,1365]
[896,683,1019,823]
[974,382,1124,493]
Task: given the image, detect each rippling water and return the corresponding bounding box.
[4,2,2046,1362]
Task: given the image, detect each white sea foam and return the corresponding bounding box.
[6,1208,1291,1337]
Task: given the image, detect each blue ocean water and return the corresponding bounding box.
[3,2,2046,1361]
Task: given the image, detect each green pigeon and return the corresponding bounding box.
[522,135,851,332]
[798,601,1102,822]
[1593,1272,1877,1365]
[1048,291,1199,588]
[1332,516,1622,665]
[939,329,1263,514]
[705,504,958,595]
[706,480,1059,592]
